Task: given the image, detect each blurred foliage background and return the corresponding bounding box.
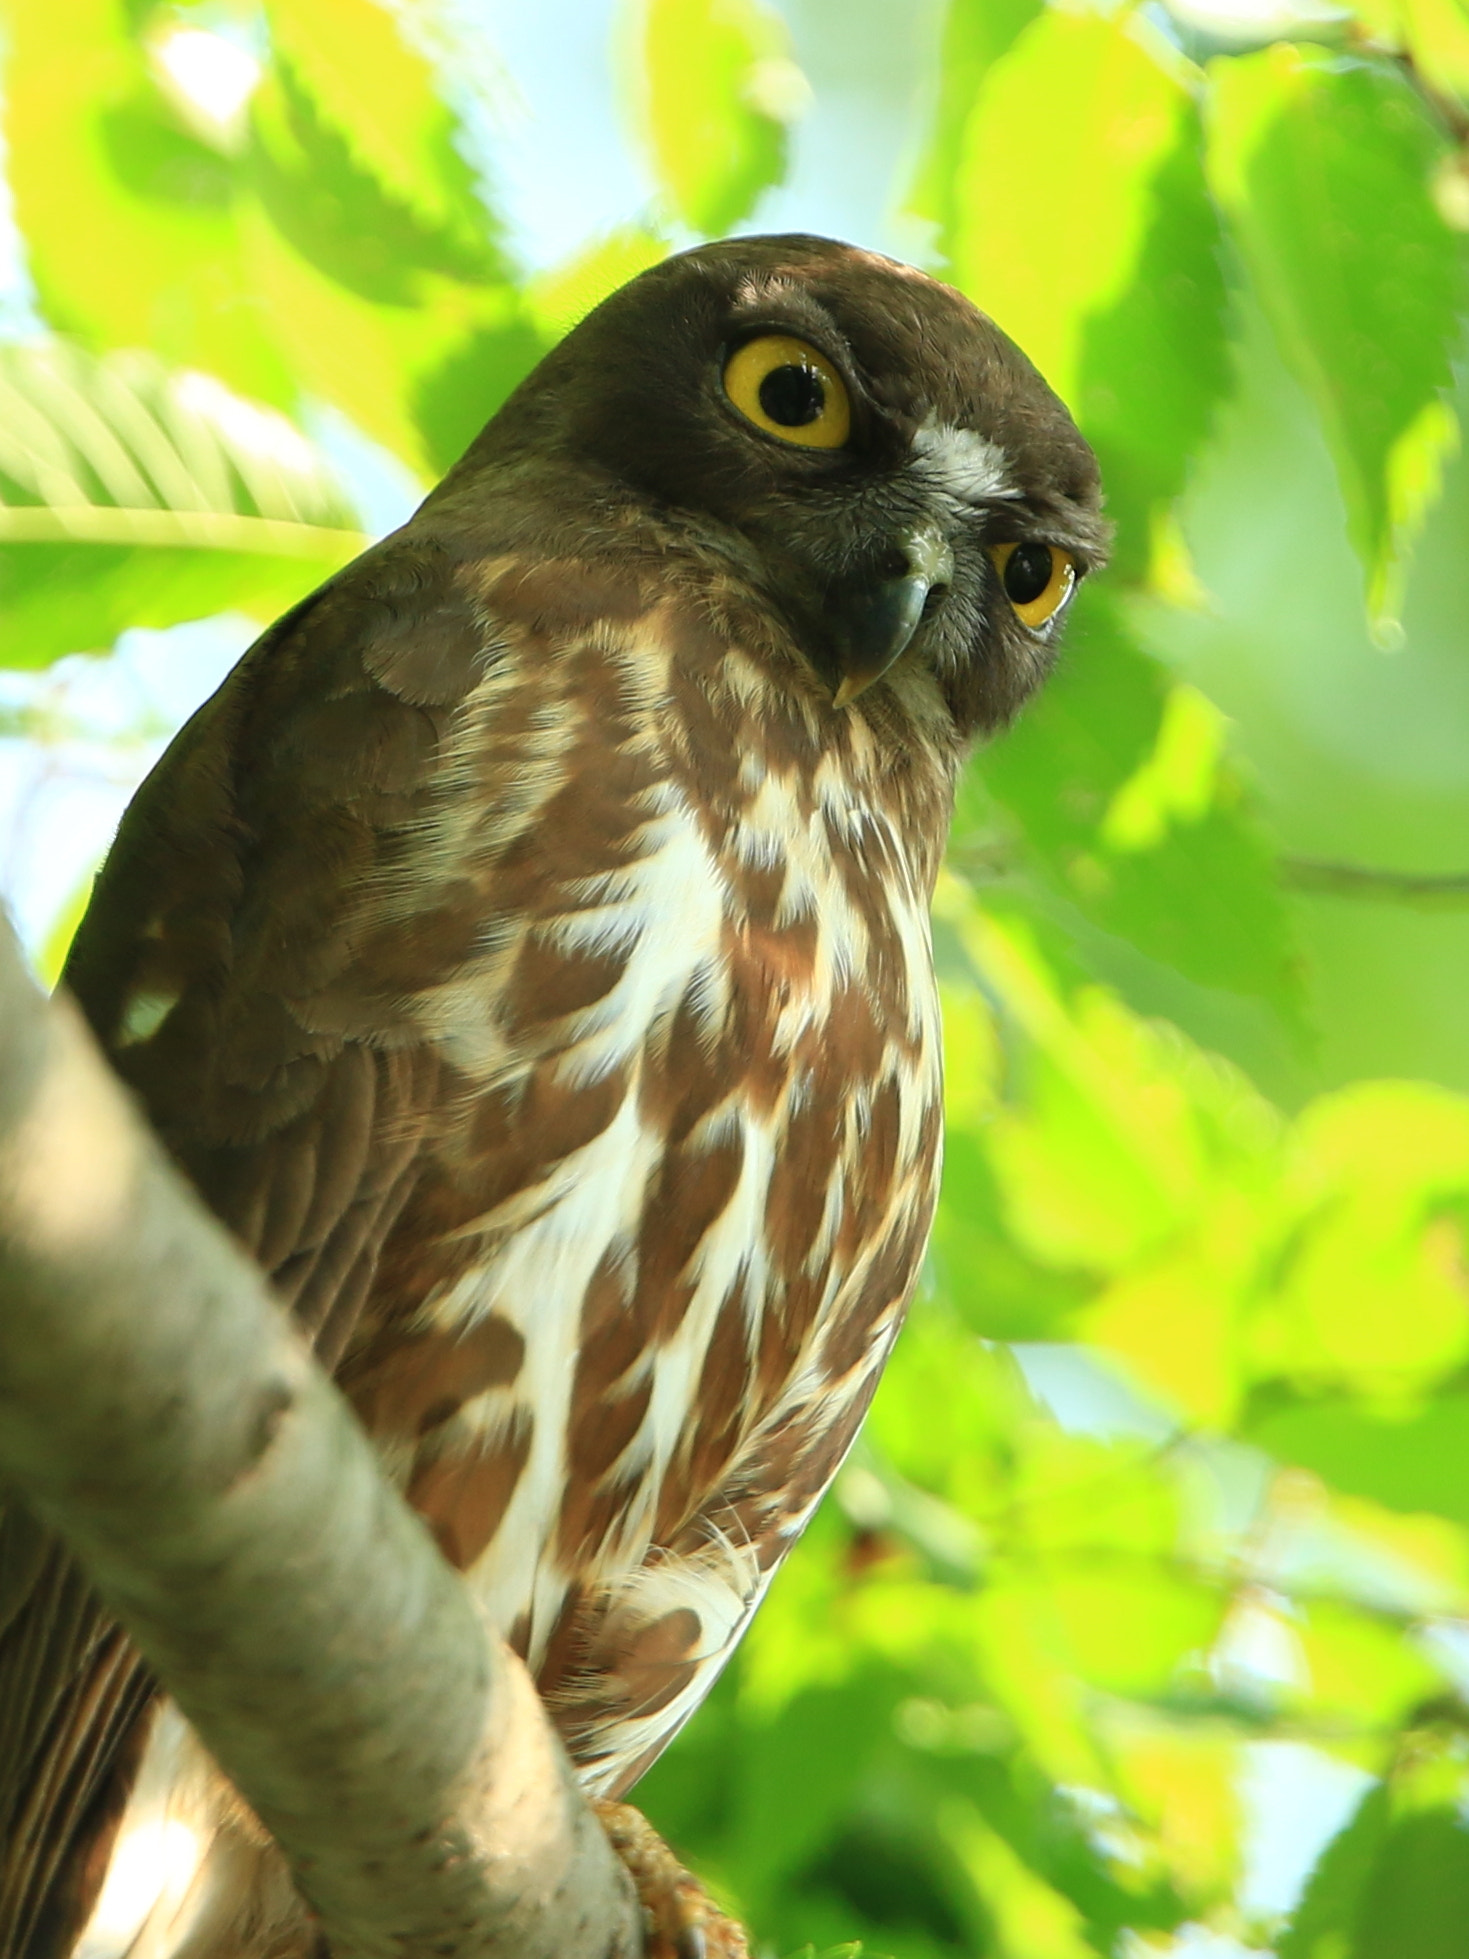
[2,0,1469,1951]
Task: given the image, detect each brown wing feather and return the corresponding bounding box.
[0,538,494,1959]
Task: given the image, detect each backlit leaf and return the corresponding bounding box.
[907,0,1042,252]
[0,0,287,401]
[1207,46,1464,635]
[636,0,804,234]
[1247,1083,1469,1396]
[978,590,1299,1008]
[262,0,501,271]
[0,339,363,664]
[950,12,1190,414]
[1249,1395,1469,1528]
[253,0,506,293]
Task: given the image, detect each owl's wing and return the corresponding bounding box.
[0,534,506,1959]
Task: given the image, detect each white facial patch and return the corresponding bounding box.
[909,418,1015,506]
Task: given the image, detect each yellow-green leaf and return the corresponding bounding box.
[635,0,805,235]
[951,11,1188,412]
[1207,45,1464,637]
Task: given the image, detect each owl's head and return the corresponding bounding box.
[467,234,1108,740]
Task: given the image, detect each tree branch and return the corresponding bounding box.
[0,911,642,1959]
[946,839,1469,909]
[1280,857,1469,907]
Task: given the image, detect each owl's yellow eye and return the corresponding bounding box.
[988,540,1077,629]
[723,335,851,450]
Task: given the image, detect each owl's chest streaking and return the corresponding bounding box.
[66,558,958,1959]
[326,568,955,1793]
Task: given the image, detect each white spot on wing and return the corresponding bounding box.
[117,990,178,1048]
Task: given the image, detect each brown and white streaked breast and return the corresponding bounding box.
[77,558,954,1957]
[336,562,954,1791]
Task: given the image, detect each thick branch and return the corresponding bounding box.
[0,913,641,1959]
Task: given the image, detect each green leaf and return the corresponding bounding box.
[1246,1083,1469,1397]
[977,590,1298,1007]
[1076,108,1231,578]
[949,12,1193,416]
[0,0,289,402]
[1046,1565,1222,1697]
[409,307,550,477]
[906,0,1042,253]
[930,980,1092,1340]
[1350,0,1469,105]
[1354,1801,1469,1958]
[1291,1603,1442,1730]
[1249,1394,1469,1527]
[239,0,533,469]
[1207,46,1465,637]
[637,0,805,235]
[941,1796,1096,1959]
[941,8,1229,570]
[1284,1753,1469,1959]
[253,0,506,295]
[0,340,365,666]
[525,227,670,341]
[1281,1783,1388,1959]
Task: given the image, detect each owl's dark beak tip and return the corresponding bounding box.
[828,528,954,707]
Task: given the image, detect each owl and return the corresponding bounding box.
[0,234,1105,1958]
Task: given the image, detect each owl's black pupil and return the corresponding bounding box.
[759,363,825,427]
[1003,543,1054,605]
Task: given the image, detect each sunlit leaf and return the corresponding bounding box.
[1106,1713,1243,1902]
[1249,1394,1469,1528]
[1290,1601,1441,1728]
[1086,1248,1249,1428]
[1045,1566,1222,1696]
[252,0,505,296]
[1284,1746,1469,1959]
[977,591,1299,1007]
[1353,0,1469,102]
[237,198,522,475]
[941,1799,1096,1959]
[948,906,1277,1275]
[1207,45,1464,636]
[0,0,287,401]
[525,227,670,341]
[0,339,364,665]
[907,0,1042,251]
[240,0,531,472]
[971,1577,1111,1788]
[863,1305,1042,1521]
[636,0,805,234]
[1077,110,1230,576]
[950,12,1191,413]
[932,978,1093,1339]
[262,0,502,273]
[1247,1083,1469,1396]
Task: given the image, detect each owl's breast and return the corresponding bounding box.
[330,614,950,1789]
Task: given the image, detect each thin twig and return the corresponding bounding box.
[1281,857,1469,907]
[946,839,1469,909]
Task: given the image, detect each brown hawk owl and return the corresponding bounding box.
[0,234,1104,1958]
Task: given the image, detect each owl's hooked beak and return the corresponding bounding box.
[830,527,955,708]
